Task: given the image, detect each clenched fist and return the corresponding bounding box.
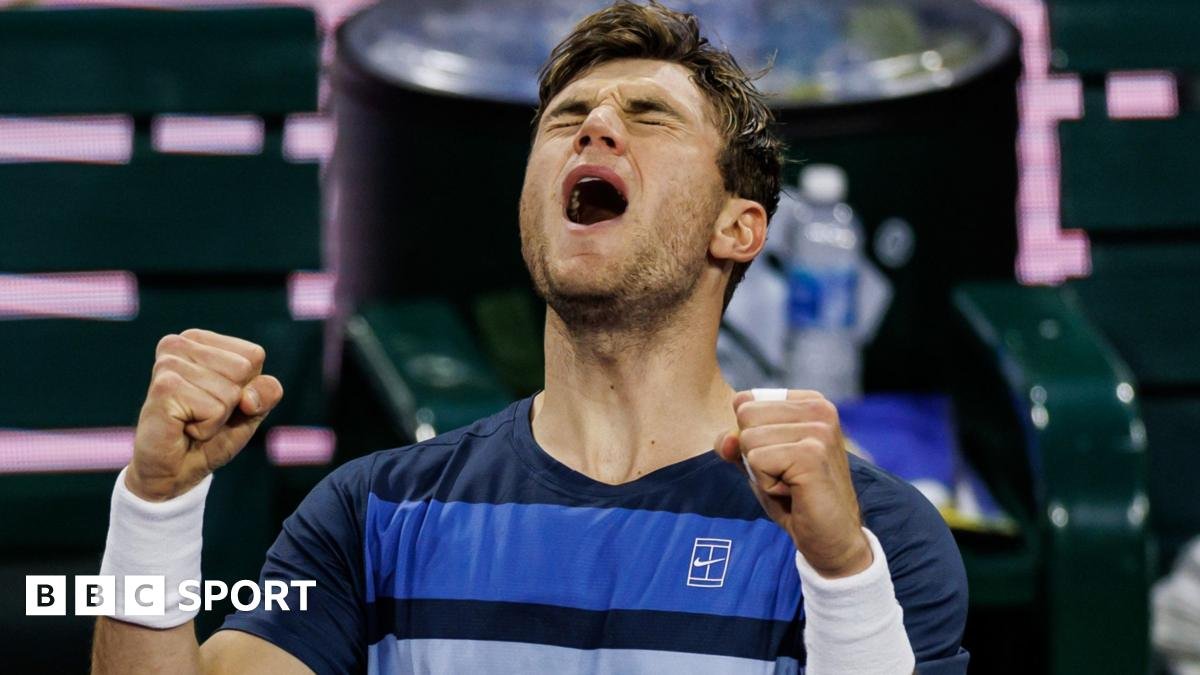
[127,328,284,501]
[714,389,872,579]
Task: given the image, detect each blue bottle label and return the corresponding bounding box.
[788,267,857,329]
[787,268,821,328]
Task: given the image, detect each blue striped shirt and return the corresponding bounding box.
[221,395,969,673]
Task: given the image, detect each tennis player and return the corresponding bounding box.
[92,2,968,672]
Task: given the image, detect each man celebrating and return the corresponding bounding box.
[92,2,968,673]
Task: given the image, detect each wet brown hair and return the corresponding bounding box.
[534,0,783,311]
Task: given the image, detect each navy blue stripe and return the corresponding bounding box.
[365,496,802,621]
[366,597,806,661]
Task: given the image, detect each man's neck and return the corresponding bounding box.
[531,303,737,486]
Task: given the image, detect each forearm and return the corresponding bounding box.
[797,527,916,674]
[90,331,291,673]
[92,617,201,675]
[92,468,211,672]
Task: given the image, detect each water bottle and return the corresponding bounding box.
[783,164,863,402]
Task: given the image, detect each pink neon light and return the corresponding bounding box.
[266,426,336,465]
[977,0,1089,284]
[284,114,335,162]
[0,425,336,474]
[1107,71,1179,120]
[288,271,336,319]
[0,116,132,164]
[153,115,264,154]
[0,271,138,320]
[1009,228,1091,281]
[1018,76,1084,121]
[1016,126,1057,166]
[0,427,134,474]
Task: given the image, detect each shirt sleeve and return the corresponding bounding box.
[217,454,375,675]
[853,462,971,674]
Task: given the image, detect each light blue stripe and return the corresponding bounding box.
[367,636,801,675]
[364,496,801,621]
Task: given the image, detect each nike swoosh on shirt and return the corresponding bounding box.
[692,557,727,568]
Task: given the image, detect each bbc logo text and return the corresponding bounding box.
[26,576,316,616]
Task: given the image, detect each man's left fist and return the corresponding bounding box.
[714,389,873,579]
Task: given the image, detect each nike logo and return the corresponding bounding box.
[692,556,727,568]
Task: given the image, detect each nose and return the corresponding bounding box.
[573,107,627,156]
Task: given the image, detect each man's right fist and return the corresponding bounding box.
[127,328,284,501]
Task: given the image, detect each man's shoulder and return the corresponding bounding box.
[846,453,963,572]
[846,454,970,666]
[847,453,944,533]
[845,452,968,605]
[324,398,525,503]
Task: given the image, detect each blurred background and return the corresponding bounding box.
[0,0,1196,672]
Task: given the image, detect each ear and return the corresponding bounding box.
[709,197,768,266]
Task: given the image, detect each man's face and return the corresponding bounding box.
[519,58,729,331]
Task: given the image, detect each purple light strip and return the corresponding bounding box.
[153,115,264,155]
[976,0,1089,284]
[0,270,333,321]
[266,426,337,466]
[1,114,333,162]
[284,114,335,162]
[0,427,134,474]
[0,426,336,474]
[0,271,138,320]
[0,116,132,164]
[1107,71,1179,119]
[288,271,336,320]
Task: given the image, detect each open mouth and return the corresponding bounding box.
[565,174,628,226]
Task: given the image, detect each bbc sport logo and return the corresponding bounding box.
[25,576,316,616]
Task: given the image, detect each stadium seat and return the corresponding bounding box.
[1048,0,1200,669]
[337,298,516,457]
[0,8,324,670]
[950,283,1150,674]
[1048,0,1200,73]
[1050,0,1200,588]
[1061,121,1200,577]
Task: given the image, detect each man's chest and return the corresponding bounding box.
[364,497,802,623]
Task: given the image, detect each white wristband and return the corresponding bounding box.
[795,527,915,674]
[99,466,212,629]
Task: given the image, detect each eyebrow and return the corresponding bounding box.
[543,95,686,123]
[544,98,592,121]
[624,96,683,119]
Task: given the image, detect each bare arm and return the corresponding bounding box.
[90,329,303,674]
[92,618,311,675]
[92,619,199,674]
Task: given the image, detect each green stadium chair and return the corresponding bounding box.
[1047,0,1200,73]
[1045,1,1200,669]
[1070,242,1200,572]
[338,298,515,456]
[1060,117,1200,233]
[951,283,1150,674]
[1051,0,1200,581]
[0,154,319,274]
[0,8,323,670]
[0,9,317,115]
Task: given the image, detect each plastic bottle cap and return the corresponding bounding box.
[800,164,847,204]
